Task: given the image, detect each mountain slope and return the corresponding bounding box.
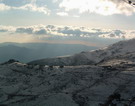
[29,39,135,66]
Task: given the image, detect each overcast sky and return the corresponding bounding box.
[0,0,135,47]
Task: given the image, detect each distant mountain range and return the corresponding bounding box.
[0,42,98,63]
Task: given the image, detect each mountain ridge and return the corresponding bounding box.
[29,39,135,66]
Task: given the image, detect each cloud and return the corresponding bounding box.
[59,0,135,16]
[0,25,135,40]
[0,29,8,32]
[34,29,47,35]
[0,25,15,32]
[0,2,50,15]
[56,12,68,16]
[17,4,50,15]
[16,27,34,34]
[1,0,135,16]
[0,3,10,11]
[1,24,135,47]
[56,26,109,37]
[15,26,47,35]
[98,29,135,39]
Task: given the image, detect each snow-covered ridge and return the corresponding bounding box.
[29,39,135,66]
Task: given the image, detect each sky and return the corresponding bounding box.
[0,0,135,47]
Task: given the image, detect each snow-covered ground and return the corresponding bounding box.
[1,39,135,106]
[0,58,135,106]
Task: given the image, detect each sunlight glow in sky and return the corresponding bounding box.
[59,0,135,15]
[60,0,119,15]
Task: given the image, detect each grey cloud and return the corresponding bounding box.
[57,27,108,37]
[0,29,8,32]
[92,28,102,32]
[13,25,110,37]
[131,31,135,34]
[113,30,125,36]
[99,29,127,39]
[0,26,15,32]
[46,25,55,29]
[16,26,48,35]
[16,27,33,34]
[34,29,47,35]
[58,28,82,36]
[108,33,116,37]
[14,25,124,39]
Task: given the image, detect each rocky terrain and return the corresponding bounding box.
[1,39,135,106]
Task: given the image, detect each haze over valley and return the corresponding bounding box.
[0,42,98,63]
